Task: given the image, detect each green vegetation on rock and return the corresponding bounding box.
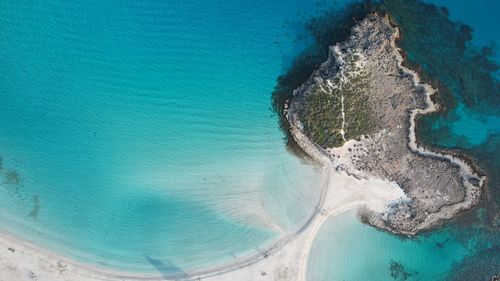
[343,70,377,140]
[297,53,377,148]
[300,86,345,148]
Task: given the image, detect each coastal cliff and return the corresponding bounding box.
[285,14,486,235]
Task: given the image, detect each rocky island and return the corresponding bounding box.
[285,14,486,235]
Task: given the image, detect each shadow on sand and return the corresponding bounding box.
[144,255,196,281]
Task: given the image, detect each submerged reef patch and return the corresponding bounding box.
[29,195,41,220]
[379,0,499,117]
[445,245,500,281]
[388,260,413,281]
[1,168,21,187]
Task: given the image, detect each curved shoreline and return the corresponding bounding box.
[298,201,378,281]
[0,171,329,280]
[0,159,405,281]
[0,168,335,280]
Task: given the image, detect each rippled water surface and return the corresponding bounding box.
[0,0,361,272]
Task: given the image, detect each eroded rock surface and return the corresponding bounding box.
[286,14,485,235]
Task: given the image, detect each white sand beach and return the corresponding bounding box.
[0,164,405,281]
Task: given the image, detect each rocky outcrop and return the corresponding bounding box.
[285,14,485,235]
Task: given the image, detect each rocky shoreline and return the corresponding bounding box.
[285,14,486,235]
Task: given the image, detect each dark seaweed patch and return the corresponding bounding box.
[5,170,20,185]
[446,245,500,281]
[29,195,40,220]
[379,0,499,116]
[464,134,500,223]
[389,260,413,281]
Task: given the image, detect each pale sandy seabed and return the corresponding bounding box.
[0,163,406,281]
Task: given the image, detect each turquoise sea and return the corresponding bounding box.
[0,0,341,272]
[0,0,498,279]
[308,210,476,281]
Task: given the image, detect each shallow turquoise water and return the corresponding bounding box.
[308,211,473,281]
[0,0,370,274]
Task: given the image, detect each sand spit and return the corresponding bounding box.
[0,166,405,281]
[0,126,404,281]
